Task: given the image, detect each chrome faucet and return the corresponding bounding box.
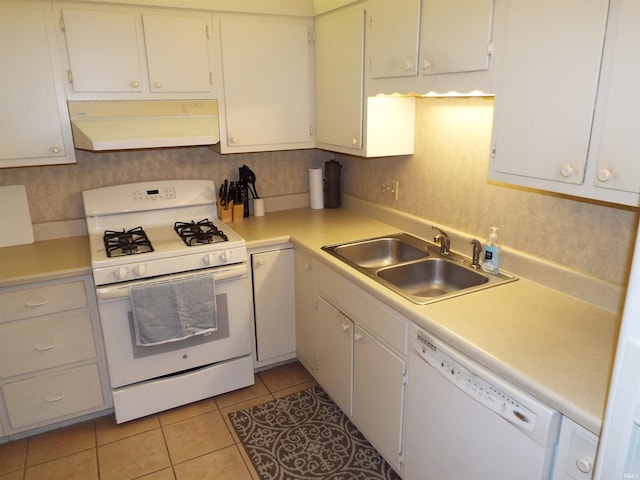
[432,226,450,255]
[469,238,482,268]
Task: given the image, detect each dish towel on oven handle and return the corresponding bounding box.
[130,274,218,347]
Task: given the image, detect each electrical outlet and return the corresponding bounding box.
[382,180,399,200]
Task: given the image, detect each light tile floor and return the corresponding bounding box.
[0,362,316,480]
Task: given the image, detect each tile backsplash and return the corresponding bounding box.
[0,147,324,223]
[0,96,637,287]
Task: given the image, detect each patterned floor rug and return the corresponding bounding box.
[229,386,401,480]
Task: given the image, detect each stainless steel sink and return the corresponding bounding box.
[322,233,517,304]
[377,258,488,300]
[330,235,429,269]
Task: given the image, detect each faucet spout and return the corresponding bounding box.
[432,226,450,255]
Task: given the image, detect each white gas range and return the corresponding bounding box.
[83,180,254,423]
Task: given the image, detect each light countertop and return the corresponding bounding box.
[0,208,619,434]
[0,236,91,287]
[230,207,620,435]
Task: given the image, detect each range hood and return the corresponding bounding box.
[67,100,219,151]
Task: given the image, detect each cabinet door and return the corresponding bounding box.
[489,0,608,185]
[590,0,640,198]
[419,0,494,75]
[218,16,313,152]
[315,7,364,151]
[294,251,316,375]
[315,297,353,415]
[142,13,213,93]
[353,325,406,471]
[0,2,75,167]
[61,8,143,93]
[252,249,296,363]
[367,0,420,79]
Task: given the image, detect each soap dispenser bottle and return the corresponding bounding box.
[481,227,500,274]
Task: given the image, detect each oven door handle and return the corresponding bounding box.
[96,264,248,301]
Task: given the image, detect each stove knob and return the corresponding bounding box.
[134,264,147,276]
[221,250,233,262]
[205,253,216,265]
[114,266,128,280]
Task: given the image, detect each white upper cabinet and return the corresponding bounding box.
[586,0,640,204]
[142,13,212,93]
[489,0,638,207]
[0,1,75,168]
[367,0,420,79]
[419,0,494,76]
[315,5,415,157]
[215,14,314,153]
[57,4,215,99]
[60,9,143,93]
[490,0,607,186]
[315,6,364,152]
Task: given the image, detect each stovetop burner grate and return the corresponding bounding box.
[174,219,228,246]
[104,226,154,258]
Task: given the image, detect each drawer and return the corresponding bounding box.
[2,364,104,429]
[0,280,88,323]
[0,311,96,378]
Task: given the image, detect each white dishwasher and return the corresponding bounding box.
[403,326,561,480]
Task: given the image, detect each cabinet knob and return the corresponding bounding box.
[130,80,140,88]
[342,324,350,332]
[153,80,162,89]
[354,333,363,342]
[421,59,431,70]
[50,145,62,154]
[596,168,614,183]
[230,136,240,144]
[305,263,312,270]
[257,258,265,266]
[576,457,593,474]
[351,138,359,146]
[560,164,575,178]
[403,61,414,71]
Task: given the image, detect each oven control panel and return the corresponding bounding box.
[133,187,176,202]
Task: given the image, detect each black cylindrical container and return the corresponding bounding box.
[324,159,342,208]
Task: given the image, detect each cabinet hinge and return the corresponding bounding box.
[308,31,313,43]
[309,125,314,137]
[59,16,65,32]
[491,144,497,158]
[206,25,210,40]
[368,15,373,27]
[67,70,73,84]
[488,39,495,56]
[209,72,213,86]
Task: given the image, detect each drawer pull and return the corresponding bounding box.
[45,393,65,403]
[34,343,56,351]
[25,299,48,307]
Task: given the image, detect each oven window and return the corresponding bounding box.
[128,293,230,358]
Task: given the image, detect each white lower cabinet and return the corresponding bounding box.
[293,250,317,375]
[552,416,598,480]
[3,364,104,429]
[352,325,406,473]
[315,297,354,415]
[251,246,296,367]
[312,260,408,474]
[0,275,110,435]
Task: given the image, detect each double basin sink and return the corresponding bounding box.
[322,233,517,305]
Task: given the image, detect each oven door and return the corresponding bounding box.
[95,263,252,388]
